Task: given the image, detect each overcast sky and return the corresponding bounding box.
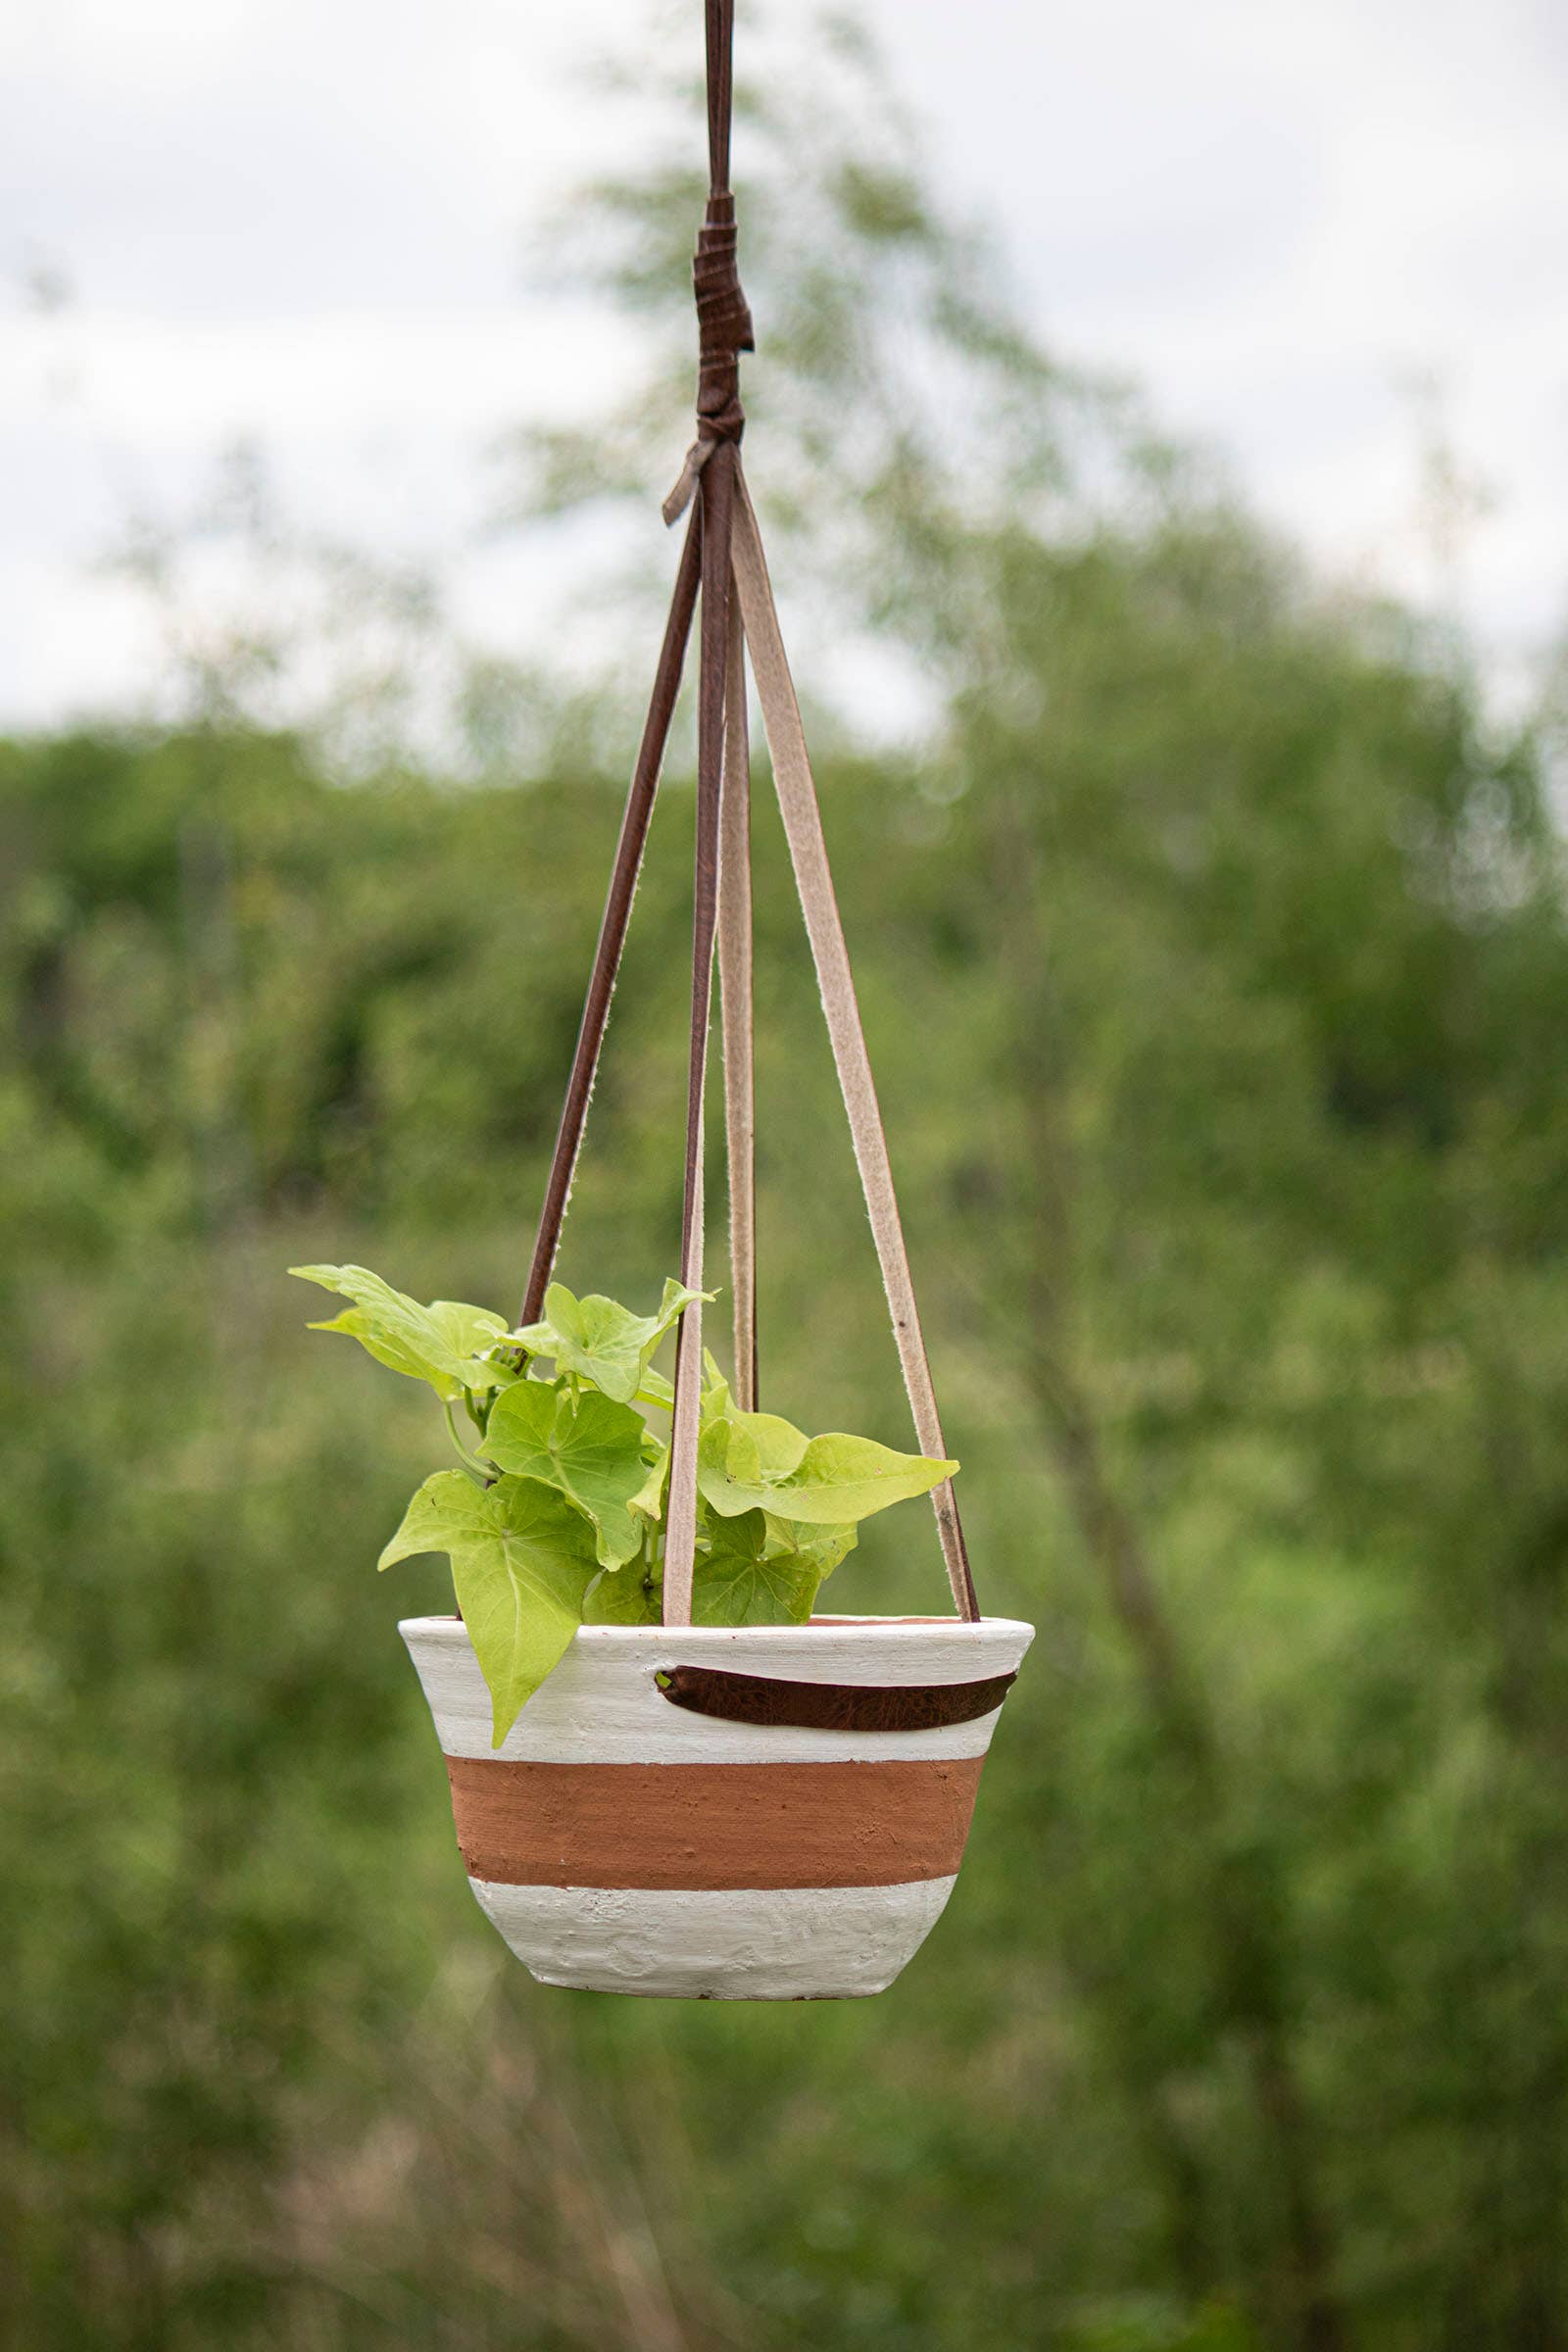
[3,0,1565,731]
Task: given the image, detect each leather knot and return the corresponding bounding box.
[693,195,753,444]
[663,195,754,524]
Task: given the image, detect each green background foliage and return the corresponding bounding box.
[4,23,1567,2348]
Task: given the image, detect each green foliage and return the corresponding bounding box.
[691,1508,823,1626]
[698,1387,956,1523]
[379,1470,599,1744]
[8,488,1568,2352]
[300,1264,956,1740]
[291,1261,517,1396]
[6,603,1568,2344]
[7,23,1568,2347]
[514,1275,702,1402]
[583,1552,664,1624]
[482,1379,652,1565]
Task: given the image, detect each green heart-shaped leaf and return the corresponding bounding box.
[514,1276,708,1404]
[698,1414,956,1526]
[761,1512,858,1583]
[481,1381,651,1566]
[379,1470,597,1744]
[584,1564,663,1626]
[692,1509,821,1626]
[291,1265,516,1400]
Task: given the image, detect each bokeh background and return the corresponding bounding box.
[5,4,1568,2347]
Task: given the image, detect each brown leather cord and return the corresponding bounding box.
[716,588,758,1410]
[693,193,752,448]
[697,0,751,439]
[662,442,738,1625]
[657,1664,1017,1733]
[518,507,702,1327]
[704,0,735,190]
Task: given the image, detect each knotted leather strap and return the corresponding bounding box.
[520,0,979,1625]
[662,0,754,525]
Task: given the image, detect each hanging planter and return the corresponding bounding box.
[399,1615,1030,1999]
[292,0,1032,2000]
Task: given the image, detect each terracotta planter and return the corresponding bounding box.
[400,1613,1034,2000]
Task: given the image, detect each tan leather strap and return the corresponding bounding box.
[729,469,979,1620]
[662,0,750,1626]
[716,587,758,1409]
[662,444,738,1625]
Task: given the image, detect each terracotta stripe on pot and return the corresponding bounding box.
[443,1755,986,1890]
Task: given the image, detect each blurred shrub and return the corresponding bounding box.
[2,520,1566,2347]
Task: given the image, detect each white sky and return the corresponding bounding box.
[2,0,1565,732]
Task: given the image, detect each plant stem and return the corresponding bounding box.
[443,1400,488,1483]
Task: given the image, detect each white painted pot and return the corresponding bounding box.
[400,1613,1035,2001]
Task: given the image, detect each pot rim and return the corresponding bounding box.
[399,1611,1033,1645]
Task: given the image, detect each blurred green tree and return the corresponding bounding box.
[3,12,1566,2351]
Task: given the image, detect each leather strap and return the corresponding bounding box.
[520,0,982,1625]
[662,0,754,525]
[730,470,979,1620]
[657,1664,1015,1732]
[518,508,702,1327]
[662,444,738,1625]
[662,0,749,1625]
[716,587,758,1409]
